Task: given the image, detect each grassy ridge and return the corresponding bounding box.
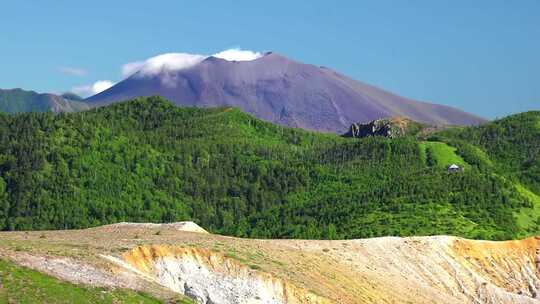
[435,111,540,236]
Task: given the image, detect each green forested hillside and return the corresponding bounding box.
[436,111,540,193]
[0,97,537,240]
[434,111,540,237]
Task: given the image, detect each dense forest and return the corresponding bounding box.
[0,97,538,240]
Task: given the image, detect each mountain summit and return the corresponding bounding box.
[86,52,484,132]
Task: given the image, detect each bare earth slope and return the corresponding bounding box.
[86,53,484,133]
[0,223,539,303]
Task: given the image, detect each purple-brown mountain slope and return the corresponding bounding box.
[86,52,485,133]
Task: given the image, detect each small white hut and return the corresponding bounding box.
[447,164,462,173]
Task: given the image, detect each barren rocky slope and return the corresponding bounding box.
[0,222,539,303]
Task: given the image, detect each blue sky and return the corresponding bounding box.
[0,1,538,118]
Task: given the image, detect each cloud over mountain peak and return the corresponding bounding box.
[121,48,263,78]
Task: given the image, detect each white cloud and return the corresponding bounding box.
[67,48,263,96]
[71,80,115,97]
[58,66,87,77]
[121,53,206,77]
[212,48,262,61]
[121,48,263,78]
[121,61,145,78]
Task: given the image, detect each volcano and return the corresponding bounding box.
[86,52,484,132]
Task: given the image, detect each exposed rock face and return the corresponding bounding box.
[275,235,540,304]
[448,237,540,302]
[343,117,419,138]
[119,246,328,304]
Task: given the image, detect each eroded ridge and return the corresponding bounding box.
[118,245,329,304]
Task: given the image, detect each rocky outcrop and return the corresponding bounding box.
[343,117,420,138]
